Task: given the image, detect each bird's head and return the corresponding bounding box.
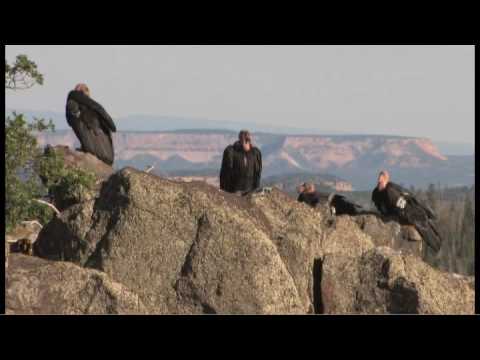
[297,183,306,194]
[74,83,90,97]
[377,170,390,191]
[304,182,315,193]
[239,130,252,152]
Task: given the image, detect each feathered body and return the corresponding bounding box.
[66,90,116,165]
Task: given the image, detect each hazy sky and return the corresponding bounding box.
[5,45,474,143]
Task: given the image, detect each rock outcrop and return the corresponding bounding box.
[5,221,43,244]
[6,221,43,263]
[46,145,114,180]
[321,246,474,314]
[27,167,474,315]
[35,168,305,314]
[6,254,146,315]
[353,215,423,256]
[43,146,114,211]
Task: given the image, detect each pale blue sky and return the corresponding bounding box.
[5,45,474,144]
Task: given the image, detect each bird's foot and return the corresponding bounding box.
[251,187,273,197]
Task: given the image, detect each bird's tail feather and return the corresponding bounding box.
[414,220,442,253]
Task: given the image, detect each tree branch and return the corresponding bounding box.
[34,199,61,216]
[21,220,43,229]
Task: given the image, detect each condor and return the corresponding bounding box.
[372,170,442,253]
[66,83,116,166]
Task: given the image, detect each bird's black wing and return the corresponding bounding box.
[389,182,437,220]
[385,182,412,216]
[66,99,81,128]
[309,192,324,208]
[372,187,389,215]
[220,145,234,192]
[409,196,437,220]
[65,91,114,165]
[67,90,116,132]
[413,219,443,253]
[370,182,411,218]
[253,147,262,190]
[387,182,412,196]
[331,194,364,215]
[388,182,442,251]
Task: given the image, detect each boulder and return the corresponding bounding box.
[250,189,325,313]
[6,254,146,314]
[36,168,304,314]
[6,221,43,245]
[6,221,43,256]
[321,246,474,314]
[354,214,423,256]
[46,145,114,180]
[31,167,474,314]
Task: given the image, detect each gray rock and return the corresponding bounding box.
[6,254,146,314]
[46,145,114,180]
[6,221,43,245]
[32,168,474,314]
[6,221,43,257]
[353,214,423,256]
[36,168,304,314]
[321,246,474,314]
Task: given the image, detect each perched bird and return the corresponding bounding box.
[66,83,116,165]
[220,130,262,194]
[297,182,364,216]
[371,170,442,253]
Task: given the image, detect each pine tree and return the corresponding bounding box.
[460,195,475,275]
[426,183,437,211]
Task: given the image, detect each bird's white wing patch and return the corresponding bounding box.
[396,196,407,209]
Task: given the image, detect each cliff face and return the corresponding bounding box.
[7,160,471,315]
[36,130,448,172]
[35,130,464,190]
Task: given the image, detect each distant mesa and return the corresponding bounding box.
[35,128,474,190]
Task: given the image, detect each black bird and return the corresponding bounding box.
[371,170,442,253]
[297,183,364,216]
[220,130,262,194]
[66,84,116,165]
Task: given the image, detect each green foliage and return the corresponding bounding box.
[5,112,96,233]
[5,54,44,90]
[5,54,95,234]
[5,54,51,232]
[38,148,96,208]
[5,113,55,232]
